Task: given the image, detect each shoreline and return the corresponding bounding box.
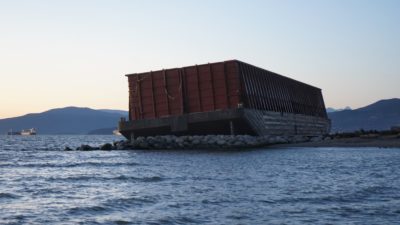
[69,134,400,151]
[272,136,400,148]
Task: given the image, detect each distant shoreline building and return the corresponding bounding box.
[119,60,330,139]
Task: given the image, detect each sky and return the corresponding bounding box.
[0,0,399,119]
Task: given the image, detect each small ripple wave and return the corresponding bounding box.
[0,192,21,200]
[46,175,165,183]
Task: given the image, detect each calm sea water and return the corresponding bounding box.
[1,135,400,225]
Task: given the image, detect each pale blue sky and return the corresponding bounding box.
[1,0,399,118]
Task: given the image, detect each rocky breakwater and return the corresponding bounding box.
[69,135,315,151]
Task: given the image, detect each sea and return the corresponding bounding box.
[1,135,400,225]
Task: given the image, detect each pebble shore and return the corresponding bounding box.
[68,135,322,151]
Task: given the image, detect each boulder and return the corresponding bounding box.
[78,144,94,151]
[310,136,323,142]
[100,143,113,150]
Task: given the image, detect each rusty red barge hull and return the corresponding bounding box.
[119,60,330,139]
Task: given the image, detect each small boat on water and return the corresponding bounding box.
[21,128,37,136]
[7,128,37,136]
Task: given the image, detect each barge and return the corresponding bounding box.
[119,60,330,140]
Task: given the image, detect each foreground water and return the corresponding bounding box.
[1,135,400,225]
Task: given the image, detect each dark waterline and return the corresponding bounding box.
[1,135,400,224]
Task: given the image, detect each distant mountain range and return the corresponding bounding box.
[0,107,128,135]
[1,99,399,135]
[98,109,128,116]
[326,106,352,113]
[328,98,400,132]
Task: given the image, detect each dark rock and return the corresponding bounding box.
[138,142,149,149]
[64,146,73,151]
[115,141,132,150]
[310,136,323,142]
[323,136,332,141]
[217,139,226,145]
[100,143,113,150]
[78,144,94,151]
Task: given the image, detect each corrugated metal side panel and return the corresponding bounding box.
[128,73,154,120]
[152,71,167,117]
[198,65,215,112]
[238,62,328,118]
[165,69,184,115]
[225,61,241,108]
[128,60,241,121]
[139,73,155,119]
[128,75,139,120]
[183,66,202,112]
[183,61,241,114]
[128,70,184,120]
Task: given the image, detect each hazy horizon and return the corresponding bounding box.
[1,0,399,119]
